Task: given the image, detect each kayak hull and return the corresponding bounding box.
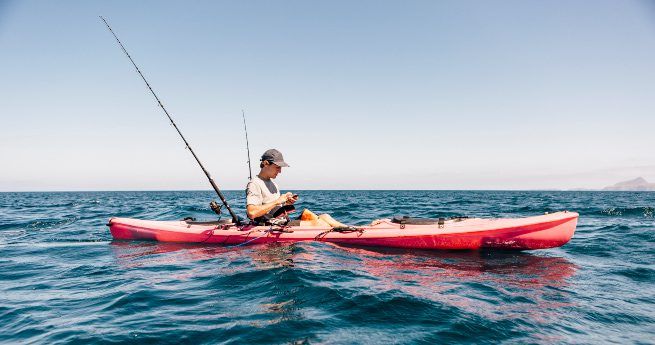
[108,211,578,251]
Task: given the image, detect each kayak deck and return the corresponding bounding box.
[108,211,578,250]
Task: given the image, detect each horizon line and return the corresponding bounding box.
[0,188,642,193]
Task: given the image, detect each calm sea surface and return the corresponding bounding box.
[0,190,653,344]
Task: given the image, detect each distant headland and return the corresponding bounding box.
[569,177,655,191]
[602,177,655,191]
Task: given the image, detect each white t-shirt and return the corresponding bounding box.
[246,175,280,206]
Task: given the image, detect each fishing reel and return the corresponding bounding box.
[209,200,222,216]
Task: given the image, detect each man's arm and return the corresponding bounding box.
[246,192,295,219]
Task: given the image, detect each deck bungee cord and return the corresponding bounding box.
[100,16,241,225]
[224,225,289,247]
[314,226,364,241]
[203,225,293,247]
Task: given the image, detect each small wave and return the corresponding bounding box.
[2,241,111,248]
[600,207,654,218]
[26,216,79,230]
[181,204,214,213]
[613,266,655,283]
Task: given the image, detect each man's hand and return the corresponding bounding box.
[247,193,299,220]
[277,192,297,205]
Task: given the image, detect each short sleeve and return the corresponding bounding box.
[246,181,263,206]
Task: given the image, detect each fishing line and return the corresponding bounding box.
[242,109,252,181]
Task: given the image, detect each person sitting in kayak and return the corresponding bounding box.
[245,148,296,223]
[245,149,348,228]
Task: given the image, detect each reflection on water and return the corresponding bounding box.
[110,241,297,269]
[110,241,232,265]
[305,244,579,327]
[332,245,577,288]
[110,240,577,329]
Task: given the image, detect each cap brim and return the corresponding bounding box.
[274,161,289,167]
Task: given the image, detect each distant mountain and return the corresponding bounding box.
[602,177,655,191]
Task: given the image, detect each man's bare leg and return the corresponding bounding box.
[318,214,348,228]
[298,209,348,228]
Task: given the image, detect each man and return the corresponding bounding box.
[245,149,297,222]
[245,149,348,227]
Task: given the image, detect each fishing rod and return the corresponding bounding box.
[241,109,252,180]
[99,16,241,225]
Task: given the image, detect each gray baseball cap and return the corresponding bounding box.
[261,149,289,167]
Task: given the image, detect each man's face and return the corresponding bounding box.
[265,162,282,179]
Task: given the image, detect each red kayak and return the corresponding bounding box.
[107,211,578,250]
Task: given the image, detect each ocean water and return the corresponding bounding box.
[0,190,653,344]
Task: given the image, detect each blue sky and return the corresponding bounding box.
[1,0,654,191]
